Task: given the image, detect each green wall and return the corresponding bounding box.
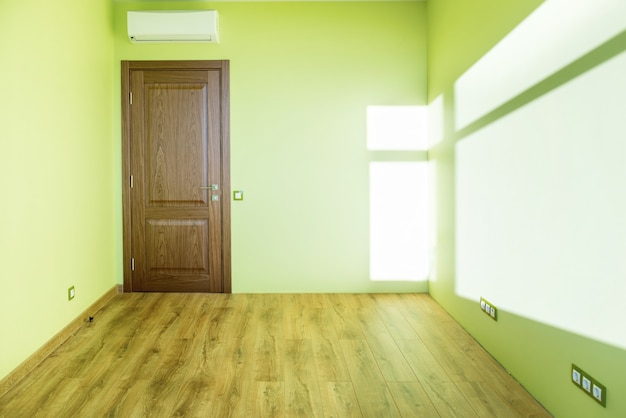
[427,0,626,416]
[0,0,116,380]
[113,1,429,293]
[4,3,623,416]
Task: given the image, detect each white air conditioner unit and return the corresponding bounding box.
[127,10,219,43]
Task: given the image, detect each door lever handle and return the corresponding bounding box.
[200,184,219,190]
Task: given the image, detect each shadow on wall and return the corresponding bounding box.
[455,29,626,143]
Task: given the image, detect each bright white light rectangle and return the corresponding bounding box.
[454,0,626,130]
[455,50,626,350]
[369,162,430,281]
[428,95,444,148]
[367,106,429,150]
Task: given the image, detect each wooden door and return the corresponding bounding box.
[121,61,230,293]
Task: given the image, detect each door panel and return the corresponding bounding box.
[122,61,230,293]
[145,82,209,207]
[146,219,209,275]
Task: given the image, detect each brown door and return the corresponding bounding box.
[121,61,231,293]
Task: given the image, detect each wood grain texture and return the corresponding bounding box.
[0,286,119,399]
[0,293,551,417]
[122,60,231,294]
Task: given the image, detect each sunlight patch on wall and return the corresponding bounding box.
[455,48,626,350]
[454,0,626,130]
[367,105,428,150]
[428,94,444,148]
[367,105,431,281]
[370,162,430,281]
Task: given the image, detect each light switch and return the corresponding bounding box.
[234,190,244,201]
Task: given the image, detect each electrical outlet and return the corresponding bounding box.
[572,366,582,385]
[68,286,75,301]
[589,379,607,407]
[571,364,606,407]
[593,385,603,402]
[479,297,497,321]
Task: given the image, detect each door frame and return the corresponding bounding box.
[121,60,231,293]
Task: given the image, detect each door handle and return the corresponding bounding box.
[200,184,219,190]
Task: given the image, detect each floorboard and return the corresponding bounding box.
[0,293,551,417]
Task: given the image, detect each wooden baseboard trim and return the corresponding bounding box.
[0,285,120,398]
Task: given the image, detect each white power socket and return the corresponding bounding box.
[593,385,603,402]
[479,297,498,321]
[572,364,606,407]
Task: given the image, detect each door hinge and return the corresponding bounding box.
[129,92,133,105]
[131,257,135,271]
[130,175,134,188]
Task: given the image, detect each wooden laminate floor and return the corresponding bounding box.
[0,293,550,417]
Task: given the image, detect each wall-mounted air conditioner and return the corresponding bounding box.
[127,10,219,43]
